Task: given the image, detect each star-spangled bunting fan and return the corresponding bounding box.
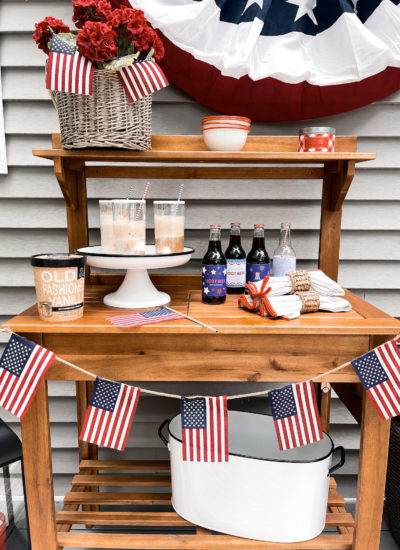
[117,60,169,102]
[181,396,229,462]
[268,381,323,451]
[0,334,55,419]
[46,35,94,95]
[79,377,140,451]
[106,307,183,328]
[351,339,400,420]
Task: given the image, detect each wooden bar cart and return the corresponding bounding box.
[3,135,400,550]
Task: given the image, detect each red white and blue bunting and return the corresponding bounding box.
[127,0,400,121]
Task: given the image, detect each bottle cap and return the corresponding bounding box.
[210,224,221,228]
[230,222,240,226]
[254,224,264,227]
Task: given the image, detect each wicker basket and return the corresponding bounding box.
[49,69,152,150]
[385,417,400,546]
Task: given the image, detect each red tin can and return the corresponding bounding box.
[298,127,336,152]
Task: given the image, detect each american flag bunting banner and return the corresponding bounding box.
[351,339,400,420]
[0,334,55,418]
[79,377,140,451]
[181,396,228,462]
[117,60,169,102]
[46,35,94,95]
[106,307,183,328]
[269,381,323,451]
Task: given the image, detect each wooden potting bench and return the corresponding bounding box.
[4,135,400,550]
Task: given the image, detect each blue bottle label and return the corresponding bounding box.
[246,263,270,283]
[202,264,226,297]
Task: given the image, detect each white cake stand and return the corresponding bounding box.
[77,245,194,309]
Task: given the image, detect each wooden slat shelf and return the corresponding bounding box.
[56,461,354,550]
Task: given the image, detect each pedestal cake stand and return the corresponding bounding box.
[77,245,194,308]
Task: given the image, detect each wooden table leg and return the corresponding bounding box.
[353,390,391,550]
[21,381,58,550]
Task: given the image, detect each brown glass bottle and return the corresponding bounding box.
[202,225,226,304]
[225,223,246,294]
[246,224,271,283]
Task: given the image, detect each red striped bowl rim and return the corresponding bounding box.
[202,125,250,131]
[202,116,251,123]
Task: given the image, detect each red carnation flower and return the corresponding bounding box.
[133,28,164,62]
[76,21,117,62]
[33,16,70,55]
[107,6,147,33]
[72,0,112,29]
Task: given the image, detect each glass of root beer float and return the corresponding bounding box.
[154,201,185,254]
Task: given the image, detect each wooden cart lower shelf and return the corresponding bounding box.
[56,460,354,549]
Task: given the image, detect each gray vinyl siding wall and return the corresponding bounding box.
[1,0,400,500]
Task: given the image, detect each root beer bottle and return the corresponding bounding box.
[202,224,226,304]
[246,224,271,283]
[225,223,246,294]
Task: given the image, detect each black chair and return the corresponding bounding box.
[0,419,31,550]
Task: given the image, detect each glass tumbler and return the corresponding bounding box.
[99,200,114,253]
[112,200,146,255]
[153,201,185,254]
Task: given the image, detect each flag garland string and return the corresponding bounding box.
[2,328,400,457]
[1,326,399,401]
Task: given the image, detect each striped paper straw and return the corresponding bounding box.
[176,183,184,211]
[126,184,134,200]
[280,222,290,258]
[135,182,150,220]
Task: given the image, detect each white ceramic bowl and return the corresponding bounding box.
[202,123,250,131]
[202,127,249,151]
[202,116,251,125]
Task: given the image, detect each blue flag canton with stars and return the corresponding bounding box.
[0,334,35,377]
[269,384,297,420]
[139,307,171,319]
[90,377,121,412]
[351,350,389,391]
[49,35,76,56]
[181,397,207,429]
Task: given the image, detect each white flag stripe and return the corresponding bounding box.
[111,385,132,450]
[82,405,96,442]
[199,428,204,462]
[369,386,390,419]
[50,53,57,90]
[57,54,64,91]
[109,386,128,449]
[206,398,211,462]
[381,380,400,415]
[84,60,91,95]
[78,57,84,95]
[116,387,137,450]
[125,66,146,100]
[192,429,197,462]
[89,408,104,444]
[2,345,42,409]
[290,412,300,448]
[12,351,54,417]
[218,396,225,459]
[305,381,320,441]
[71,54,78,93]
[277,419,287,450]
[65,54,72,94]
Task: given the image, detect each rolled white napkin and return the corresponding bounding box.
[239,293,352,320]
[246,270,345,298]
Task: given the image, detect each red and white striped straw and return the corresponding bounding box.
[135,182,150,220]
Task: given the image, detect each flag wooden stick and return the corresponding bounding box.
[165,306,218,333]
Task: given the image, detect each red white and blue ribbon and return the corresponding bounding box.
[128,0,400,121]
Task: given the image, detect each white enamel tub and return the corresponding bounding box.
[158,411,345,543]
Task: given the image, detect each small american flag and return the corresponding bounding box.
[79,377,140,451]
[181,396,229,462]
[269,381,323,451]
[107,307,184,328]
[0,334,55,418]
[46,35,94,95]
[118,60,169,102]
[351,339,400,420]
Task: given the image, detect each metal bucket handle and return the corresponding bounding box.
[158,419,171,448]
[328,446,345,475]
